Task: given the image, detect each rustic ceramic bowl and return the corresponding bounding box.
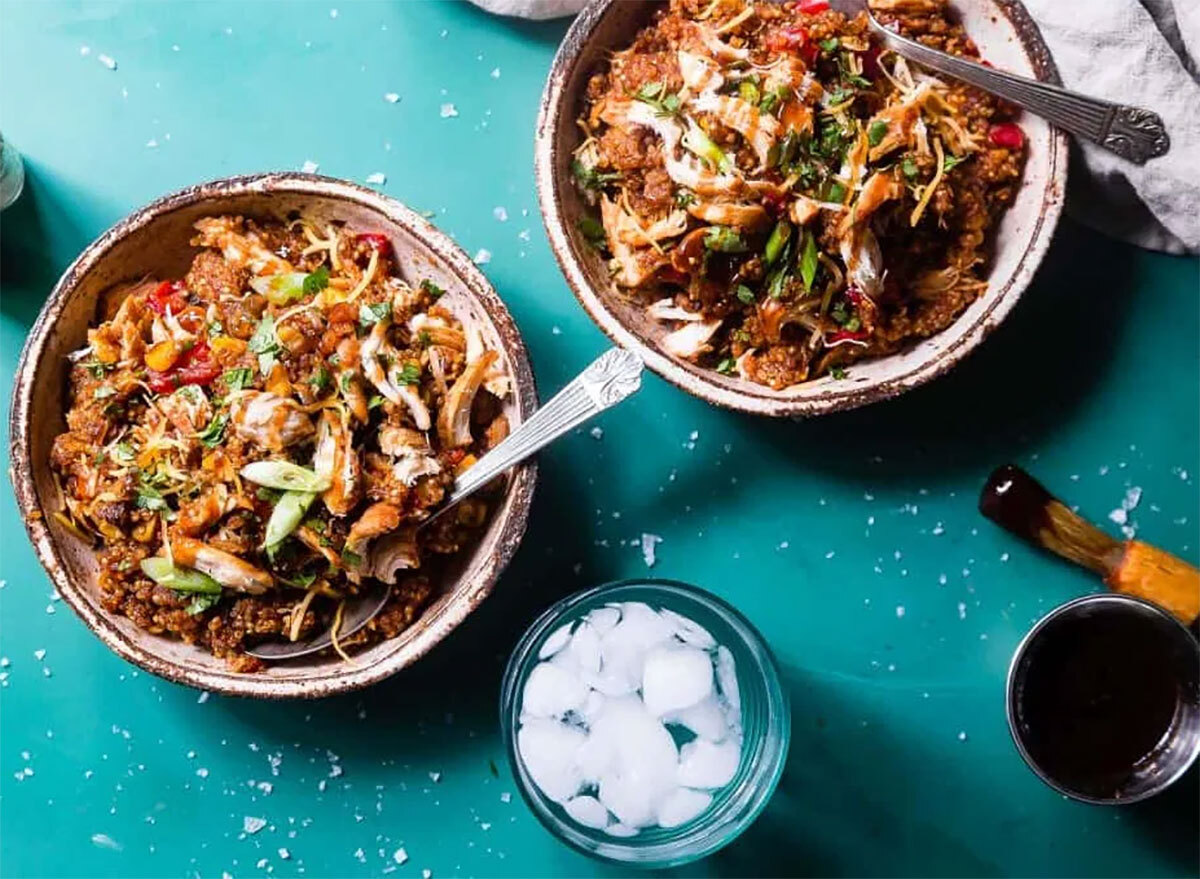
[9,172,538,699]
[535,0,1069,417]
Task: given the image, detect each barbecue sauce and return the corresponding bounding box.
[1013,606,1185,799]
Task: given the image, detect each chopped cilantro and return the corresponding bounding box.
[830,366,848,380]
[309,365,331,392]
[737,79,761,105]
[736,284,757,305]
[868,120,889,147]
[339,372,353,393]
[247,314,282,376]
[715,358,737,375]
[419,279,446,299]
[819,37,839,53]
[358,300,392,327]
[278,570,318,589]
[302,265,330,296]
[196,412,228,448]
[634,80,683,118]
[673,189,696,208]
[184,593,221,615]
[843,315,862,332]
[943,153,968,172]
[703,226,748,254]
[341,548,362,567]
[578,216,607,248]
[417,330,432,348]
[367,394,385,410]
[396,362,421,386]
[83,359,112,379]
[112,442,136,465]
[826,181,847,203]
[257,486,284,502]
[207,318,224,335]
[135,482,167,512]
[901,157,919,180]
[845,72,872,88]
[570,159,621,191]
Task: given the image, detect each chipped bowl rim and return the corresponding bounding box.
[8,172,539,699]
[534,0,1069,417]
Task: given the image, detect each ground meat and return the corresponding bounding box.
[186,250,247,302]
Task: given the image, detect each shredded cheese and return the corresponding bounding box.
[329,600,357,664]
[345,248,379,303]
[910,137,945,227]
[288,583,322,642]
[716,5,754,34]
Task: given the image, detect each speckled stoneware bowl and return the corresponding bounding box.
[535,0,1069,417]
[9,172,538,699]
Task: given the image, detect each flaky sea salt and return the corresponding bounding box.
[439,103,459,118]
[473,248,491,265]
[640,533,662,568]
[384,92,400,103]
[300,160,319,174]
[365,172,387,185]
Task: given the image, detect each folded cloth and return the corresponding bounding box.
[471,0,1200,254]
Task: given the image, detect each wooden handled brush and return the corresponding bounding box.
[979,464,1200,625]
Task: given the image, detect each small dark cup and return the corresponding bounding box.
[1006,593,1200,804]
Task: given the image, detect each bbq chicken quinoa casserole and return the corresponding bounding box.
[573,0,1027,387]
[49,216,513,671]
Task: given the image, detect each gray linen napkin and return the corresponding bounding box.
[473,0,1200,254]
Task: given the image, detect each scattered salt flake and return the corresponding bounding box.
[197,691,210,703]
[243,816,267,835]
[957,602,967,620]
[473,248,491,265]
[1108,507,1128,526]
[895,605,905,618]
[499,792,511,803]
[958,731,968,741]
[439,103,459,119]
[278,848,290,860]
[0,658,8,667]
[45,604,56,614]
[428,771,441,783]
[365,172,387,185]
[493,206,508,222]
[393,848,409,865]
[640,533,662,568]
[384,92,400,103]
[97,54,117,70]
[480,822,491,831]
[91,833,122,851]
[255,859,268,870]
[1124,486,1143,510]
[300,159,319,174]
[329,7,339,17]
[589,426,603,440]
[825,550,835,559]
[80,45,91,56]
[34,649,46,661]
[932,522,945,536]
[423,870,432,879]
[551,325,561,335]
[196,768,209,778]
[145,139,158,149]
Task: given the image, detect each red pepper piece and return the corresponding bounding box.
[828,329,870,344]
[844,285,863,305]
[861,43,883,78]
[147,280,187,316]
[146,340,219,394]
[767,25,808,54]
[760,188,789,218]
[798,0,830,13]
[356,233,392,255]
[988,122,1025,150]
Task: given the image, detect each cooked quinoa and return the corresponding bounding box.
[573,0,1027,387]
[50,216,511,671]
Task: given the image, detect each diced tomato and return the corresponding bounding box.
[797,0,830,13]
[356,233,392,255]
[767,26,816,65]
[146,340,219,394]
[326,301,358,324]
[988,122,1025,150]
[844,286,863,305]
[147,280,187,316]
[828,328,870,344]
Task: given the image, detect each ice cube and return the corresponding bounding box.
[659,608,717,649]
[578,690,608,726]
[518,718,586,803]
[538,622,573,660]
[715,646,741,714]
[591,697,678,827]
[642,647,713,716]
[597,603,675,690]
[567,621,602,674]
[563,795,610,830]
[656,787,713,828]
[585,606,621,636]
[677,738,740,789]
[522,662,587,719]
[664,696,728,742]
[604,823,638,838]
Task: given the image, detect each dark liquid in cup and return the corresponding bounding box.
[1014,606,1185,799]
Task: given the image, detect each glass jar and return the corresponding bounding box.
[0,133,25,210]
[500,579,790,868]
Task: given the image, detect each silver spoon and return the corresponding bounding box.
[246,346,645,660]
[832,0,1169,164]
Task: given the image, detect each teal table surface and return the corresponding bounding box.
[1,2,1197,877]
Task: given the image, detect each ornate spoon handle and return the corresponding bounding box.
[445,347,644,506]
[869,20,1170,164]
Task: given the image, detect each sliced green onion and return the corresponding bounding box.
[249,273,309,306]
[262,491,317,550]
[140,557,222,594]
[240,460,331,493]
[764,221,792,267]
[682,123,732,173]
[799,230,819,292]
